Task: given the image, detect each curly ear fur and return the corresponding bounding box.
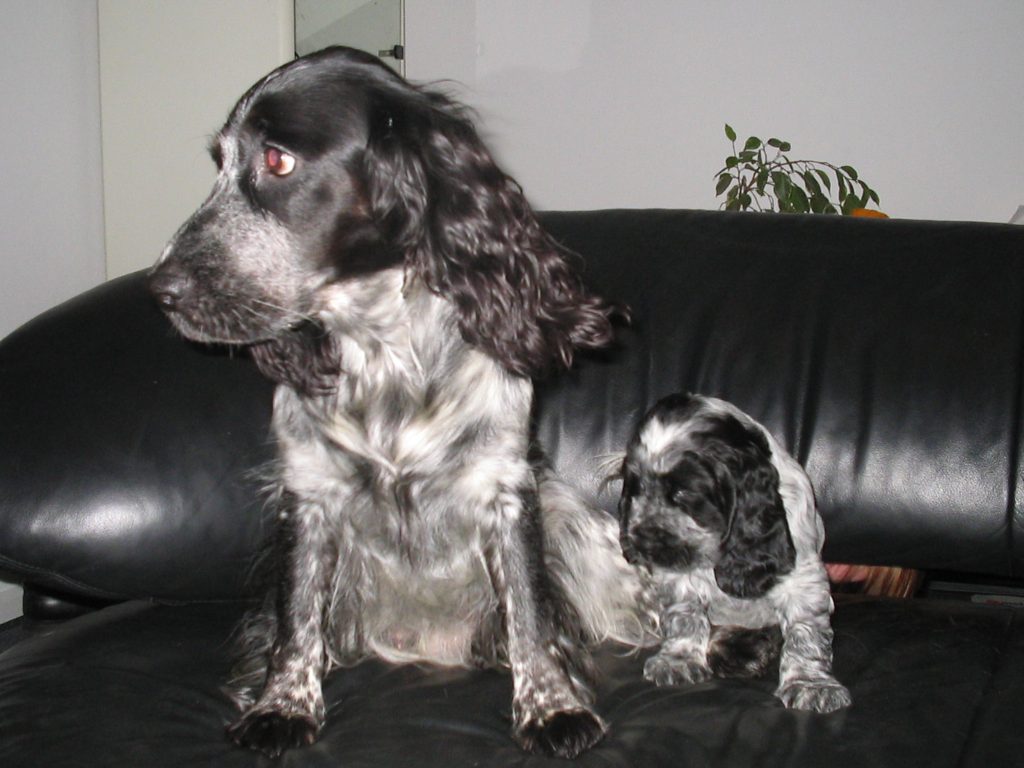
[362,85,622,379]
[249,324,341,397]
[711,441,796,599]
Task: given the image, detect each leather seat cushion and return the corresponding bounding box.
[1,597,1022,767]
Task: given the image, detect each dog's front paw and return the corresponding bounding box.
[227,709,321,757]
[777,677,852,713]
[643,651,712,687]
[515,708,607,759]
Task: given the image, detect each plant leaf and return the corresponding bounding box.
[790,185,810,213]
[719,125,878,216]
[770,172,791,213]
[802,171,821,196]
[771,171,790,193]
[811,193,838,215]
[756,168,769,194]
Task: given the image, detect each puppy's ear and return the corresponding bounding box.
[249,325,341,396]
[363,87,623,378]
[713,453,796,599]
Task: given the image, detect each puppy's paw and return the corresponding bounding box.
[777,677,852,713]
[643,651,712,687]
[227,709,320,757]
[515,708,607,759]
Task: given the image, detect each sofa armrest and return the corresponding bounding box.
[0,271,276,603]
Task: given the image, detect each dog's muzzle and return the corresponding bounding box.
[148,261,192,313]
[623,525,701,571]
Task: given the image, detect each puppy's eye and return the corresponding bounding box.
[667,483,689,507]
[264,147,296,177]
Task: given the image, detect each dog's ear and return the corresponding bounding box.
[249,325,341,397]
[362,87,623,378]
[713,450,796,599]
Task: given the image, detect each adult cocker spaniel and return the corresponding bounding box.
[148,47,651,758]
[616,393,851,712]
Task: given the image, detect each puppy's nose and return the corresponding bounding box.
[148,266,190,311]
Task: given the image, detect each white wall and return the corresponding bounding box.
[95,0,1024,281]
[405,0,1023,223]
[0,2,105,340]
[99,0,294,278]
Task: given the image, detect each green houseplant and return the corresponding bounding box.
[716,124,881,215]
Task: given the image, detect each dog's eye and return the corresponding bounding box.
[264,147,296,177]
[667,481,690,508]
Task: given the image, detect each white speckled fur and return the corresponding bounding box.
[623,395,850,712]
[150,46,652,758]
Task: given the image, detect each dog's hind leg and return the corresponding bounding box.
[537,469,658,648]
[226,491,335,757]
[222,598,277,712]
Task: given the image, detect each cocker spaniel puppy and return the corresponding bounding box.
[148,47,651,758]
[616,393,851,712]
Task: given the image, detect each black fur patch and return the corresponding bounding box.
[707,624,783,679]
[514,709,606,759]
[150,45,625,760]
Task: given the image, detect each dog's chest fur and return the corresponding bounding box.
[651,552,832,635]
[269,269,533,661]
[652,567,779,629]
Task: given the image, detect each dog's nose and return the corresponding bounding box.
[148,266,190,311]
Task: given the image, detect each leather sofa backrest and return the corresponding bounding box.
[537,210,1024,577]
[1,209,1023,603]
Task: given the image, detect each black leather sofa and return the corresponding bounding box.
[2,209,1024,767]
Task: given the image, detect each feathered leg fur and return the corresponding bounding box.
[225,493,336,754]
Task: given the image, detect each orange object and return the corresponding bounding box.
[851,208,889,219]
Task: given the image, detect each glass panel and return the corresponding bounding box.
[295,0,404,74]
